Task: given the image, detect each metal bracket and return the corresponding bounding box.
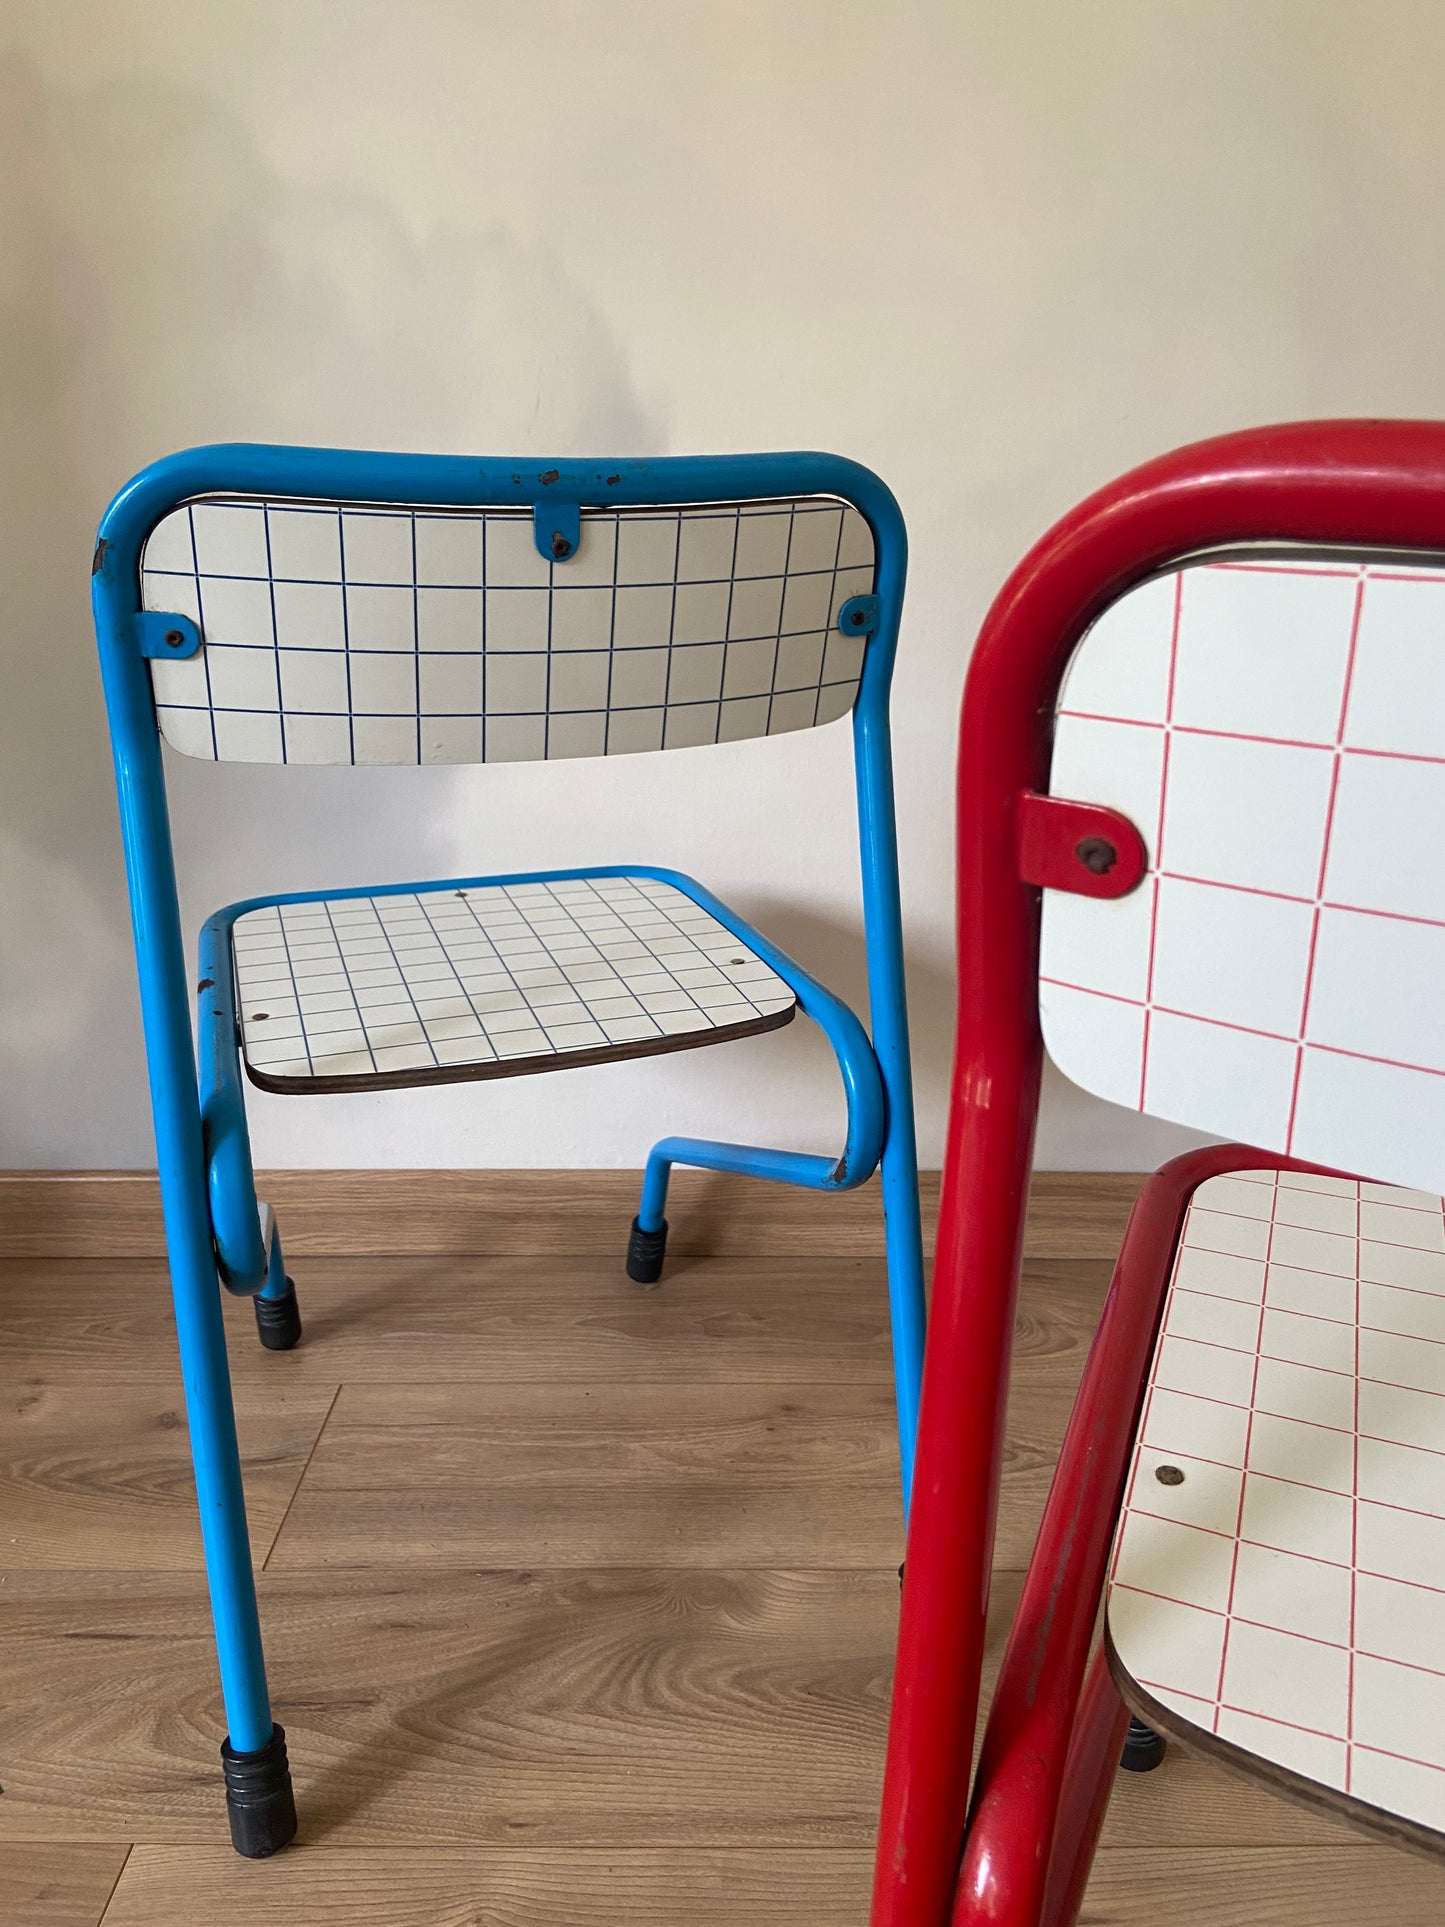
[1017,791,1147,899]
[533,500,581,563]
[136,610,202,660]
[837,593,879,638]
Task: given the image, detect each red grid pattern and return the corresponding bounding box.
[1108,1169,1445,1834]
[1040,555,1445,1194]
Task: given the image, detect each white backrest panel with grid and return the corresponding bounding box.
[141,496,875,764]
[1040,552,1445,1194]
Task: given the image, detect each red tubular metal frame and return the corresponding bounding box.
[867,421,1445,1927]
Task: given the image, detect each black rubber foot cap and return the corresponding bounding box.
[626,1216,668,1285]
[1120,1714,1167,1773]
[254,1279,302,1351]
[222,1723,297,1856]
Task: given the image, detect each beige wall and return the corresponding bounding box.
[4,1,1444,1170]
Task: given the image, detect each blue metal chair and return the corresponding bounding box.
[91,444,924,1856]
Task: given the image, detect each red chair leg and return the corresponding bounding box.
[1038,1651,1131,1927]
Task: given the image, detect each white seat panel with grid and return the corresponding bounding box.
[230,875,796,1092]
[1108,1168,1445,1845]
[142,496,875,764]
[1040,552,1445,1197]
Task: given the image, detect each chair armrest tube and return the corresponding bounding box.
[659,873,889,1189]
[198,909,270,1295]
[635,874,888,1237]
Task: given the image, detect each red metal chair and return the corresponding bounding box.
[868,422,1445,1926]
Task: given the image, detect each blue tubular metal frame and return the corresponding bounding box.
[92,442,926,1797]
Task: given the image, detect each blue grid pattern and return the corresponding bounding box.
[231,873,798,1088]
[142,496,876,764]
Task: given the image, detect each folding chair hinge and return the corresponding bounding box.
[837,594,879,638]
[136,610,202,659]
[1017,791,1147,899]
[533,499,581,563]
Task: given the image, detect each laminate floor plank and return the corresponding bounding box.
[265,1380,904,1569]
[0,1567,892,1848]
[1078,1846,1445,1923]
[0,1565,1362,1858]
[99,1843,1431,1927]
[101,1846,872,1926]
[0,1168,1144,1263]
[0,1254,1111,1389]
[0,1844,130,1927]
[0,1373,338,1569]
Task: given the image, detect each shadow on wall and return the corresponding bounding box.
[0,51,661,1164]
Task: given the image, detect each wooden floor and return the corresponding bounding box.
[0,1189,1438,1923]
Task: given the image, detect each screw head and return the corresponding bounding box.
[1075,835,1118,876]
[551,532,573,559]
[1155,1464,1185,1487]
[164,628,186,648]
[850,608,866,626]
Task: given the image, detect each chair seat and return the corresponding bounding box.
[1107,1166,1445,1852]
[228,872,796,1092]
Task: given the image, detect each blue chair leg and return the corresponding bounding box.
[627,1154,674,1284]
[160,1179,297,1855]
[252,1218,303,1352]
[877,1109,926,1513]
[97,603,295,1852]
[630,1137,840,1287]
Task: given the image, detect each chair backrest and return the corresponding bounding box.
[138,476,879,765]
[1041,544,1445,1194]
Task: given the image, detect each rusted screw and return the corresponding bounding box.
[164,628,186,648]
[551,532,573,559]
[1075,835,1118,876]
[1155,1464,1185,1487]
[850,607,867,626]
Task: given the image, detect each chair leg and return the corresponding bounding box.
[1039,1650,1132,1927]
[253,1217,303,1351]
[627,1150,672,1286]
[1120,1714,1167,1773]
[877,1119,926,1513]
[163,1196,297,1855]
